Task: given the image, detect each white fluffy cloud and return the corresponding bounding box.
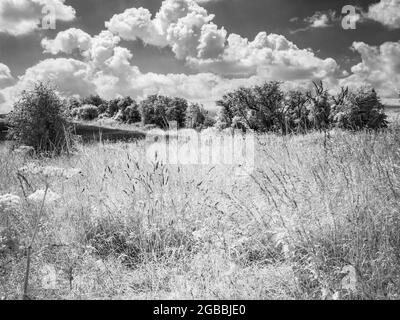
[0,63,14,89]
[3,0,400,114]
[105,0,340,80]
[367,0,400,29]
[0,58,95,113]
[0,0,344,113]
[340,41,400,98]
[41,28,92,55]
[0,0,76,36]
[305,11,337,28]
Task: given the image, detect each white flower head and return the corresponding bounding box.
[13,146,35,155]
[0,194,21,212]
[28,189,61,205]
[19,163,82,180]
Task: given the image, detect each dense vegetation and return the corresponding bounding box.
[216,81,388,133]
[66,93,214,130]
[0,80,399,300]
[6,83,73,155]
[67,81,388,133]
[1,125,400,299]
[1,80,391,157]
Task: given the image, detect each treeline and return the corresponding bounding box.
[4,81,391,154]
[216,81,388,133]
[68,81,389,133]
[65,94,215,130]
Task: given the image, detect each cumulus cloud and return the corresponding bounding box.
[1,0,347,113]
[305,10,337,28]
[0,0,76,36]
[0,63,15,89]
[0,58,95,113]
[41,28,92,55]
[105,0,340,80]
[340,41,400,98]
[5,0,399,114]
[367,0,400,29]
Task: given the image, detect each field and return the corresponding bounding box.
[1,112,400,300]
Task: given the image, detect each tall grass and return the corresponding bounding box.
[1,122,400,300]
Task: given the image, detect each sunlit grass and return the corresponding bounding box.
[1,123,400,300]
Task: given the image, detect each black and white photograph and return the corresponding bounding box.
[0,0,400,303]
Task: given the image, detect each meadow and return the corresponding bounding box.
[1,110,400,300]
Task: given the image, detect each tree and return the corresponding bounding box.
[72,104,99,121]
[216,81,284,132]
[7,82,72,154]
[139,95,188,128]
[81,94,105,107]
[282,90,311,134]
[186,103,215,129]
[331,87,388,130]
[306,81,331,131]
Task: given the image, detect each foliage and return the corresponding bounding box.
[6,82,72,154]
[305,81,331,131]
[331,87,388,130]
[216,81,284,132]
[216,81,389,133]
[282,90,312,134]
[139,95,188,128]
[71,104,99,121]
[185,103,215,129]
[81,94,105,108]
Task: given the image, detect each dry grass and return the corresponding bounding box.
[1,122,400,300]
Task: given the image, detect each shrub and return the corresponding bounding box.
[140,95,188,129]
[186,103,215,129]
[112,97,141,123]
[106,98,121,117]
[81,94,105,107]
[282,90,312,134]
[331,87,388,130]
[122,103,141,123]
[216,81,284,132]
[7,82,72,155]
[65,97,81,116]
[305,81,331,131]
[74,104,99,121]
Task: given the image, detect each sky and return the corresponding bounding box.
[0,0,400,113]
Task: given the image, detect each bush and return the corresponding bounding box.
[331,87,388,130]
[105,98,120,117]
[216,81,389,134]
[186,103,215,129]
[282,90,312,134]
[72,104,99,121]
[216,81,284,132]
[121,103,141,124]
[140,95,188,129]
[305,81,331,131]
[7,82,72,154]
[81,94,105,107]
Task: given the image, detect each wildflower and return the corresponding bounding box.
[332,291,340,300]
[19,163,82,179]
[0,194,21,212]
[13,146,34,155]
[341,265,357,293]
[28,189,61,204]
